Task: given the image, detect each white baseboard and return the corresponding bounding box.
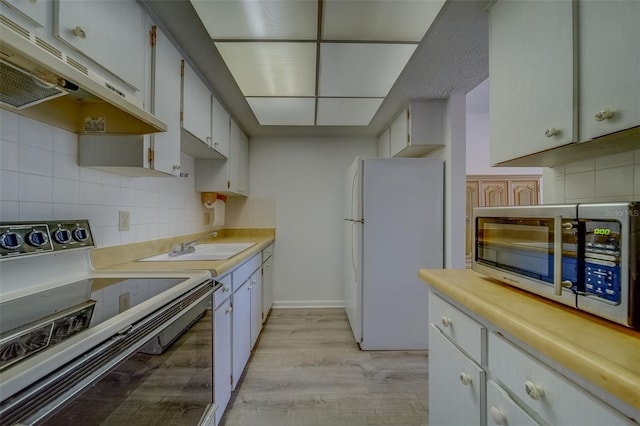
[272,300,345,309]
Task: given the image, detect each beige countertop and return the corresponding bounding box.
[90,229,275,277]
[419,268,640,412]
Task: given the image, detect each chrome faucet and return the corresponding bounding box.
[169,231,218,257]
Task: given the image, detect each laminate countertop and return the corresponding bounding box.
[90,229,275,277]
[419,268,640,413]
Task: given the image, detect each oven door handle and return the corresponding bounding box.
[553,216,574,296]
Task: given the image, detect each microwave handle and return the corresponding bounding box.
[554,216,575,295]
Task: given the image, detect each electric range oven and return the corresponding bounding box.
[0,220,218,425]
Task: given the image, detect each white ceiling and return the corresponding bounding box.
[141,0,489,137]
[189,0,446,127]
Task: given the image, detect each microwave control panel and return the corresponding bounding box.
[583,220,621,303]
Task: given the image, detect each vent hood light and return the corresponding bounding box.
[0,16,166,134]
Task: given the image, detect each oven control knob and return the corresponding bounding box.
[0,231,24,250]
[26,230,49,247]
[53,228,72,244]
[73,227,89,242]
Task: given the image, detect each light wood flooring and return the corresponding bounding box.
[220,308,428,426]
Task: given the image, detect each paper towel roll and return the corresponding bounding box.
[211,198,225,227]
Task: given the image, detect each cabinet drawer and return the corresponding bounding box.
[487,380,540,426]
[213,274,232,308]
[429,324,485,426]
[262,243,274,262]
[232,253,261,291]
[429,293,485,363]
[488,333,629,425]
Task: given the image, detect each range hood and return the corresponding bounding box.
[0,15,166,134]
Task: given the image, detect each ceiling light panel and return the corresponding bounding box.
[190,0,318,40]
[216,42,316,96]
[247,97,316,125]
[322,0,446,42]
[318,43,417,97]
[316,98,384,126]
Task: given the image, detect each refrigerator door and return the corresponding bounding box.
[361,158,443,350]
[344,158,363,343]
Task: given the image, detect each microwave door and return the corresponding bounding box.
[575,203,638,327]
[472,204,578,307]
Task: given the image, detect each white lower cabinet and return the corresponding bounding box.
[429,324,485,426]
[261,244,274,323]
[213,275,232,426]
[231,279,251,390]
[249,269,262,349]
[428,291,634,426]
[488,333,629,426]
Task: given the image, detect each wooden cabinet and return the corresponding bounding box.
[55,0,146,94]
[489,0,639,166]
[465,175,541,262]
[261,244,274,323]
[195,119,249,196]
[249,269,262,350]
[389,100,445,158]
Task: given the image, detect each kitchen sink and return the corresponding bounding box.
[139,242,256,262]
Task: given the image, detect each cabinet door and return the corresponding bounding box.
[377,128,391,158]
[55,0,146,91]
[211,96,230,158]
[231,280,251,390]
[150,25,181,176]
[181,60,211,144]
[429,324,484,426]
[229,119,248,196]
[3,0,47,27]
[261,255,273,323]
[249,270,262,349]
[465,181,479,260]
[511,180,539,206]
[214,298,232,425]
[480,180,508,207]
[389,108,408,158]
[579,0,640,140]
[487,380,541,426]
[238,129,249,196]
[489,0,575,164]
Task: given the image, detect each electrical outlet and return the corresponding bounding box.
[203,211,211,225]
[119,210,130,232]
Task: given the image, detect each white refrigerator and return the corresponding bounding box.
[344,157,443,350]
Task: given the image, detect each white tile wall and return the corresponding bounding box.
[0,110,211,247]
[544,149,640,203]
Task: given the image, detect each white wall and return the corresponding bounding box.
[0,110,210,247]
[543,151,640,203]
[248,136,376,307]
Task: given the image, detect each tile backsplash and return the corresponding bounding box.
[544,150,640,203]
[0,110,209,247]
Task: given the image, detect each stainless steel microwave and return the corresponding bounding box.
[472,202,639,328]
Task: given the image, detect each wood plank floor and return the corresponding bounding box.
[220,308,428,426]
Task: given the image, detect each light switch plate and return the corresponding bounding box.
[119,210,130,232]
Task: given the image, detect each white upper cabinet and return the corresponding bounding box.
[489,0,576,165]
[579,0,640,140]
[377,128,391,158]
[54,0,146,93]
[489,0,639,166]
[2,0,48,28]
[389,100,445,158]
[150,24,181,176]
[211,96,230,158]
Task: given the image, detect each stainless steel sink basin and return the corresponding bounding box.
[139,242,256,262]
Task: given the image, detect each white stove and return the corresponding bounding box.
[0,220,215,425]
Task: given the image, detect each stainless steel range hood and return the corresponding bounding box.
[0,15,166,134]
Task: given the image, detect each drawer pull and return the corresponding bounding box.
[459,372,472,386]
[489,406,507,425]
[544,127,560,137]
[441,316,452,327]
[594,108,614,121]
[524,380,545,400]
[225,306,233,314]
[222,286,230,293]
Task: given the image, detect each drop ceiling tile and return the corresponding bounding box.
[190,0,318,40]
[216,42,317,96]
[247,97,316,125]
[322,0,446,42]
[318,43,417,97]
[316,98,383,126]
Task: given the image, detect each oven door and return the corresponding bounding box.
[472,204,579,307]
[0,280,217,426]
